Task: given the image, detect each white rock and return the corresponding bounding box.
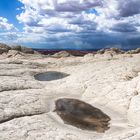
[128,94,140,126]
[0,53,140,139]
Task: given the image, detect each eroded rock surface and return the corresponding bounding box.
[0,52,140,140]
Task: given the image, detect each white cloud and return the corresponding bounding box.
[17,0,101,34]
[14,0,140,48]
[17,0,140,34]
[0,17,16,31]
[94,0,140,32]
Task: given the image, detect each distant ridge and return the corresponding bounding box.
[33,48,136,56]
[33,49,97,56]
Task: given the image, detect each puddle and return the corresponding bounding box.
[54,98,111,133]
[34,71,70,81]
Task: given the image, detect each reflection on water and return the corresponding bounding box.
[34,71,70,81]
[54,98,111,133]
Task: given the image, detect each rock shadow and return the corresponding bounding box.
[34,71,70,81]
[54,98,111,133]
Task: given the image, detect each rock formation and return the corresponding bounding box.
[0,43,11,54]
[11,45,34,54]
[0,44,140,139]
[97,48,124,55]
[52,51,71,58]
[0,43,35,55]
[126,48,140,54]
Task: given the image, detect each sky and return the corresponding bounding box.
[0,0,140,50]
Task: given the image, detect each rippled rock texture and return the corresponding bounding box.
[0,52,140,140]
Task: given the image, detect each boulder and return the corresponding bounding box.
[97,48,124,55]
[97,49,105,54]
[11,45,34,54]
[11,45,22,51]
[126,48,140,54]
[52,51,71,58]
[108,48,124,54]
[21,46,34,54]
[0,43,11,54]
[7,50,22,58]
[135,48,140,53]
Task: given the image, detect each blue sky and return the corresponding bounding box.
[0,0,140,50]
[0,0,23,30]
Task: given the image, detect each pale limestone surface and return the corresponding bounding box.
[0,53,140,140]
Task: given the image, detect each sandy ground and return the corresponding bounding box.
[0,53,140,140]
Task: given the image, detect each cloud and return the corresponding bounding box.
[54,0,102,12]
[17,0,140,33]
[17,0,100,29]
[118,0,140,17]
[111,23,137,32]
[14,0,140,49]
[0,17,16,31]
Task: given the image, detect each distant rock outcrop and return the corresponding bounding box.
[0,43,11,54]
[97,47,140,55]
[11,45,22,51]
[52,51,71,58]
[11,45,34,54]
[0,43,35,55]
[97,48,124,55]
[126,48,140,54]
[21,46,34,54]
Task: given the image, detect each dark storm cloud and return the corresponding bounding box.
[55,0,102,12]
[13,0,140,50]
[111,23,137,32]
[119,0,140,17]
